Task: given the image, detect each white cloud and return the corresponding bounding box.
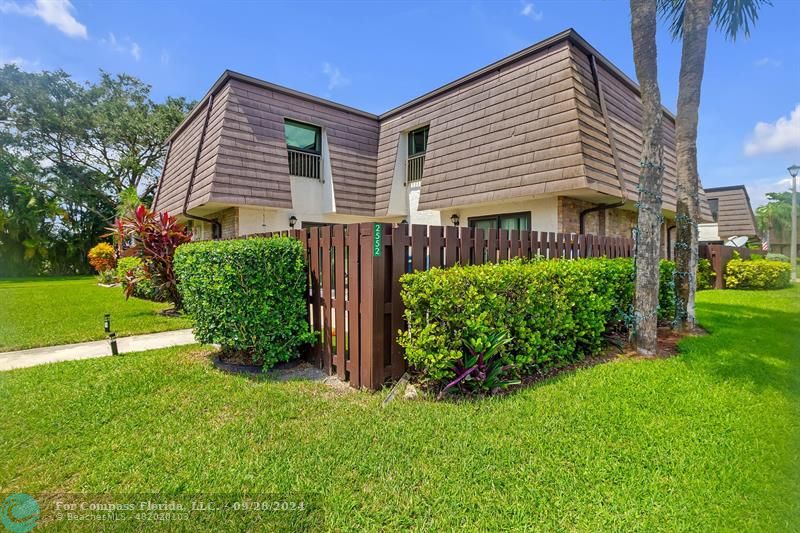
[100,32,142,61]
[744,104,800,157]
[755,57,781,68]
[322,63,350,91]
[520,2,543,21]
[130,42,141,61]
[746,177,793,208]
[0,0,87,38]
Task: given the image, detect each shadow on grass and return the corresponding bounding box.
[681,302,800,396]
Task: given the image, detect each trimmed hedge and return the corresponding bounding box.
[725,258,791,290]
[398,258,675,383]
[697,258,715,290]
[174,237,315,368]
[117,257,161,301]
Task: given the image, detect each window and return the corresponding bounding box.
[468,212,531,231]
[708,198,719,222]
[284,119,321,153]
[408,126,429,156]
[284,119,321,179]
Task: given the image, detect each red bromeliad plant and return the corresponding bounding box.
[109,205,192,309]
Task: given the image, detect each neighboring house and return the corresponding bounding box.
[698,185,759,245]
[153,28,711,244]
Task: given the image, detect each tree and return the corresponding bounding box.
[660,0,771,329]
[629,0,665,355]
[756,192,792,247]
[0,65,192,275]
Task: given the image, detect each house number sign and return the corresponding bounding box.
[373,223,382,257]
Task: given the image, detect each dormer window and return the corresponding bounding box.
[285,119,321,179]
[406,125,429,184]
[708,198,719,222]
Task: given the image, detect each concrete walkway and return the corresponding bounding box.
[0,329,197,371]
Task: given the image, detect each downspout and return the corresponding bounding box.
[580,201,625,235]
[666,225,676,259]
[183,93,222,239]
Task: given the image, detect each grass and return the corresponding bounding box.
[0,276,191,351]
[1,287,798,530]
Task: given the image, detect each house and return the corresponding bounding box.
[153,28,711,245]
[698,185,759,245]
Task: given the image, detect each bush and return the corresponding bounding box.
[110,205,192,308]
[174,237,315,369]
[399,258,676,384]
[725,258,791,290]
[697,258,715,290]
[117,256,160,301]
[766,253,790,263]
[87,243,116,274]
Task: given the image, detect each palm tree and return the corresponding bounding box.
[661,0,771,329]
[756,192,792,249]
[629,0,665,355]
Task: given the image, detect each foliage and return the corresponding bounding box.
[437,329,518,399]
[87,243,116,274]
[0,65,192,275]
[96,269,117,284]
[110,205,192,308]
[399,258,677,385]
[756,191,791,242]
[765,253,790,263]
[697,258,715,290]
[117,256,160,301]
[174,237,315,369]
[725,258,791,290]
[2,287,797,530]
[0,150,66,276]
[659,0,772,40]
[0,276,190,351]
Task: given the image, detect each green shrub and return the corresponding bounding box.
[725,258,791,290]
[697,258,715,290]
[117,256,160,301]
[766,253,790,263]
[174,237,315,369]
[399,258,675,383]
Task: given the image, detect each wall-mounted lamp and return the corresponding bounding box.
[401,219,408,225]
[450,213,460,226]
[289,215,297,228]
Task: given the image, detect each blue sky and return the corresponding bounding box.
[1,0,799,206]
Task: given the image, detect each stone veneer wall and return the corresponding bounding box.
[216,207,239,239]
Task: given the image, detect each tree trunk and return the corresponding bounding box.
[674,0,713,330]
[630,0,664,355]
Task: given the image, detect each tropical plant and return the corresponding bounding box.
[629,0,665,355]
[756,192,791,246]
[437,328,517,400]
[87,243,117,274]
[110,205,192,309]
[0,65,192,275]
[659,0,771,329]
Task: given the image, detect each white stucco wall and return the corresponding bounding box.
[437,197,560,232]
[407,182,442,226]
[698,223,721,242]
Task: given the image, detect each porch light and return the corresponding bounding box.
[789,165,800,178]
[289,215,297,228]
[450,213,460,226]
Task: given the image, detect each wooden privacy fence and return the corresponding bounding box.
[252,223,633,390]
[699,243,763,289]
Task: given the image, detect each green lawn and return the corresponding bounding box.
[0,276,191,351]
[1,287,797,530]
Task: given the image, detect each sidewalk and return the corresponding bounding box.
[0,329,197,371]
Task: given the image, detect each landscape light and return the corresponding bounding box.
[103,314,110,333]
[109,332,118,356]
